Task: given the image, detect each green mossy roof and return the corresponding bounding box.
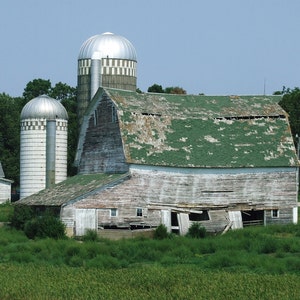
[105,89,298,168]
[16,173,128,206]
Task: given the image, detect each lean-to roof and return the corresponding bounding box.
[16,173,129,206]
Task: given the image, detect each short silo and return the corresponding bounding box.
[20,95,68,199]
[77,32,137,125]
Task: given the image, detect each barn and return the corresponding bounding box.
[17,87,299,237]
[0,162,13,204]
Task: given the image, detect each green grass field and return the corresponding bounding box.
[0,204,299,299]
[0,264,299,300]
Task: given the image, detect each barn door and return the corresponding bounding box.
[178,213,189,235]
[75,209,97,236]
[228,211,243,229]
[161,210,171,232]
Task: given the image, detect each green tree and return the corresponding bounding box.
[164,86,186,94]
[147,84,164,93]
[51,83,78,176]
[278,87,300,140]
[22,79,51,103]
[50,82,77,102]
[0,93,23,186]
[147,84,187,94]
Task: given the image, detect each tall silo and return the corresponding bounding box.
[20,95,68,199]
[77,32,137,124]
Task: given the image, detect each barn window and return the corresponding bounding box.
[110,208,117,217]
[112,106,118,123]
[189,211,209,221]
[271,209,279,218]
[136,208,143,217]
[93,109,98,126]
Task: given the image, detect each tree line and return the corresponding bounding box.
[0,79,300,191]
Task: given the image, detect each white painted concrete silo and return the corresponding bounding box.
[20,95,68,199]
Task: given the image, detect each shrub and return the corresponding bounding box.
[82,229,99,242]
[186,222,206,238]
[24,212,66,239]
[9,205,34,230]
[153,224,169,240]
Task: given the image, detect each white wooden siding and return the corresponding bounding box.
[75,209,97,236]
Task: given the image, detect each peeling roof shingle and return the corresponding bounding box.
[105,89,297,168]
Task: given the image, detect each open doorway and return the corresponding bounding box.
[241,210,264,227]
[171,212,179,234]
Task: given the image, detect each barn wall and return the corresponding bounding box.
[78,94,128,174]
[129,166,298,209]
[65,165,297,235]
[265,208,294,225]
[98,229,154,240]
[61,205,75,237]
[0,180,11,203]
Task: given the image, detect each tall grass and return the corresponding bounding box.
[0,223,299,274]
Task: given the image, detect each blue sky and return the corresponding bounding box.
[1,0,300,96]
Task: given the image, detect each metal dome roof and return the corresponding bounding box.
[78,32,137,61]
[21,95,68,120]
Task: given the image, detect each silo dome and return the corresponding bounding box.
[21,95,68,120]
[77,32,137,125]
[78,32,137,61]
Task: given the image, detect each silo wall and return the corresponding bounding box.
[20,118,68,199]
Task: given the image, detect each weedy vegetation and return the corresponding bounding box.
[0,204,299,299]
[0,202,13,222]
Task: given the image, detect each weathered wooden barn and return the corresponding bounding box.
[0,162,13,204]
[17,88,299,237]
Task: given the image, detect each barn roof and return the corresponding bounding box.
[103,89,298,168]
[16,173,129,206]
[0,162,13,183]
